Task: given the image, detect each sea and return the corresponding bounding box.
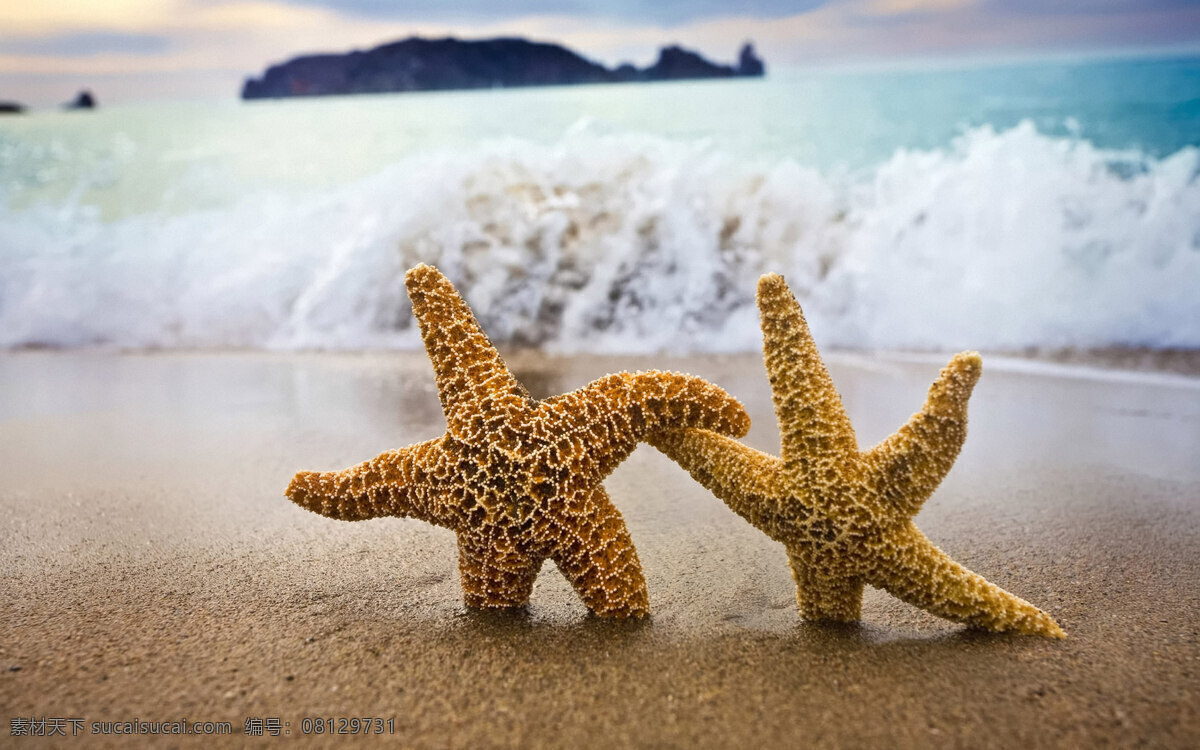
[1,54,1198,353]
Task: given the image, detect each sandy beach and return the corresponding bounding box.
[2,350,1198,747]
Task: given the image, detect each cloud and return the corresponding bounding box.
[247,0,829,26]
[0,1,181,35]
[982,0,1200,15]
[860,0,976,16]
[0,32,171,58]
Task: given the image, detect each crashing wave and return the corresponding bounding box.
[1,121,1197,351]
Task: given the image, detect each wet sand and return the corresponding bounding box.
[2,350,1198,747]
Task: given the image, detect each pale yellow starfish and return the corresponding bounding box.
[287,264,750,617]
[650,273,1065,637]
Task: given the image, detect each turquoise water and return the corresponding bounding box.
[1,53,1198,351]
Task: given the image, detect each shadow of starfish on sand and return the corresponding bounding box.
[287,264,750,618]
[650,273,1065,637]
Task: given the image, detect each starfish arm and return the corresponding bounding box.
[756,274,858,471]
[541,370,751,491]
[647,428,789,538]
[548,485,650,618]
[456,532,542,609]
[868,522,1066,637]
[785,548,865,622]
[404,264,529,434]
[862,352,982,518]
[285,437,457,527]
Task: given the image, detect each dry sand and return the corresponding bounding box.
[2,350,1198,748]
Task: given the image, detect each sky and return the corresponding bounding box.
[2,0,1199,105]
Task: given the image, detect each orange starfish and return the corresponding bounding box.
[650,273,1065,636]
[287,264,749,617]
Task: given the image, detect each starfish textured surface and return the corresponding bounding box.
[650,273,1065,637]
[286,264,750,617]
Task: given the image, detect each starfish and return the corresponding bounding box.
[286,264,750,617]
[649,273,1065,637]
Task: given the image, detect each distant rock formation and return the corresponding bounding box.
[242,37,764,100]
[0,101,24,114]
[737,43,766,77]
[65,90,96,110]
[644,44,749,81]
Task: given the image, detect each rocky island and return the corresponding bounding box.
[241,36,764,99]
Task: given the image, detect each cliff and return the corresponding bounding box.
[242,37,764,99]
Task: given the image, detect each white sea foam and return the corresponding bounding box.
[1,121,1197,352]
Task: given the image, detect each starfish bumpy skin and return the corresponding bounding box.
[650,273,1065,637]
[286,264,749,617]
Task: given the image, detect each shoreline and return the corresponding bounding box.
[2,350,1198,746]
[8,343,1200,376]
